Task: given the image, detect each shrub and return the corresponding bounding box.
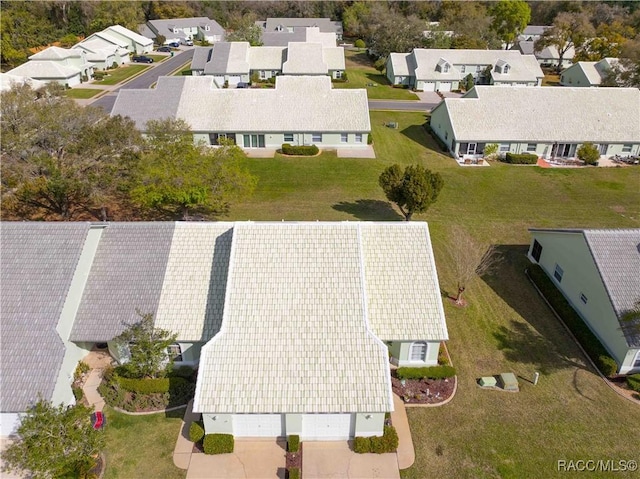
[437,344,450,366]
[169,365,196,380]
[287,435,300,453]
[282,144,319,156]
[189,421,205,443]
[353,426,398,454]
[577,142,600,165]
[424,123,449,152]
[111,61,118,69]
[502,152,538,164]
[367,133,373,145]
[72,386,84,401]
[353,436,371,453]
[287,468,300,479]
[626,374,640,392]
[354,39,366,49]
[268,76,276,84]
[528,265,618,377]
[118,377,170,394]
[74,361,90,381]
[93,71,106,80]
[396,365,456,380]
[483,143,498,159]
[203,434,234,454]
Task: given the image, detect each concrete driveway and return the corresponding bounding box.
[187,440,286,479]
[303,442,400,479]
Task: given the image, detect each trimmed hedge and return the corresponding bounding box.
[353,426,398,454]
[282,143,319,156]
[396,365,456,380]
[626,374,640,393]
[287,435,300,453]
[190,421,205,444]
[502,152,538,164]
[424,123,448,152]
[203,433,234,455]
[528,265,618,377]
[72,386,84,401]
[367,133,373,145]
[287,468,300,479]
[117,376,190,394]
[169,365,196,380]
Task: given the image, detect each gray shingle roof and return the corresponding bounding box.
[147,17,225,37]
[583,229,640,347]
[1,222,90,412]
[260,18,342,36]
[70,223,175,342]
[191,46,214,71]
[203,42,250,75]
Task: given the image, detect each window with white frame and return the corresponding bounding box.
[531,239,542,262]
[476,65,482,72]
[553,264,564,282]
[340,133,348,143]
[167,343,183,362]
[460,65,466,73]
[622,144,632,153]
[335,70,342,78]
[312,133,322,142]
[205,25,210,31]
[355,133,363,143]
[527,143,537,152]
[260,70,267,79]
[499,143,510,152]
[284,133,294,142]
[634,351,640,368]
[410,342,428,361]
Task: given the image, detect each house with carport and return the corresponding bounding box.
[0,221,449,440]
[527,228,640,375]
[386,48,543,91]
[111,75,369,151]
[429,86,640,162]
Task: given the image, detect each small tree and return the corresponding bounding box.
[155,34,166,46]
[483,143,499,160]
[447,225,503,305]
[379,164,444,221]
[1,399,104,479]
[114,311,178,379]
[462,73,475,91]
[577,142,600,165]
[354,39,366,49]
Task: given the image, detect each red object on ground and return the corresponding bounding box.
[537,158,551,168]
[92,411,104,430]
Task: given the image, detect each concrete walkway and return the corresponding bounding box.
[82,369,105,412]
[173,400,200,470]
[391,394,415,470]
[303,442,400,479]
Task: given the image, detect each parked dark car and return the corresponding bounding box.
[236,82,249,89]
[168,42,180,48]
[132,55,153,64]
[156,46,172,53]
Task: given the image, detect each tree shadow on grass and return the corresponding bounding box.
[400,121,439,152]
[332,199,403,221]
[482,245,592,375]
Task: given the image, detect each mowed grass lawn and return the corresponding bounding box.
[333,50,419,100]
[228,111,640,477]
[93,64,149,85]
[103,407,186,479]
[64,88,103,99]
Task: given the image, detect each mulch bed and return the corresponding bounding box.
[286,443,302,470]
[391,370,455,404]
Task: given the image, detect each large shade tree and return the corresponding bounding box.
[1,399,104,479]
[130,118,256,220]
[489,0,531,49]
[378,164,444,221]
[535,11,595,73]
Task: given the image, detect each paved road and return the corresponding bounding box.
[91,49,195,113]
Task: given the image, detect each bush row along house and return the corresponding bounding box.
[256,17,343,46]
[190,28,344,83]
[527,229,640,375]
[429,86,640,162]
[138,17,225,45]
[111,75,370,151]
[386,49,544,91]
[0,221,448,440]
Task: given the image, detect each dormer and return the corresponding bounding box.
[436,58,451,73]
[495,59,510,74]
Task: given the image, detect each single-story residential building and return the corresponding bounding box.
[139,17,225,45]
[560,58,619,87]
[256,17,342,45]
[527,228,640,375]
[1,221,449,440]
[5,46,94,87]
[111,75,369,150]
[191,28,344,81]
[429,85,640,161]
[514,41,575,69]
[518,25,549,43]
[73,36,130,70]
[0,73,46,92]
[386,49,544,91]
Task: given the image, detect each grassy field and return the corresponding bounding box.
[542,73,561,86]
[94,65,149,85]
[226,111,640,477]
[333,50,419,100]
[147,54,168,63]
[103,407,186,479]
[64,88,103,99]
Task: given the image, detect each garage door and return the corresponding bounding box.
[232,414,284,437]
[227,75,242,86]
[438,82,452,92]
[301,414,353,440]
[421,82,435,92]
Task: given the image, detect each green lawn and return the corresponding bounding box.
[147,54,168,63]
[333,50,419,100]
[93,65,149,85]
[226,111,640,477]
[64,88,103,99]
[103,407,186,479]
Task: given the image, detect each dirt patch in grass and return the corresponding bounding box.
[391,370,455,405]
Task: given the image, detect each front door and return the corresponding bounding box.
[243,134,265,148]
[467,143,477,155]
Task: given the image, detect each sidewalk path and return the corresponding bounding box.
[391,393,415,470]
[173,400,200,470]
[83,369,105,412]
